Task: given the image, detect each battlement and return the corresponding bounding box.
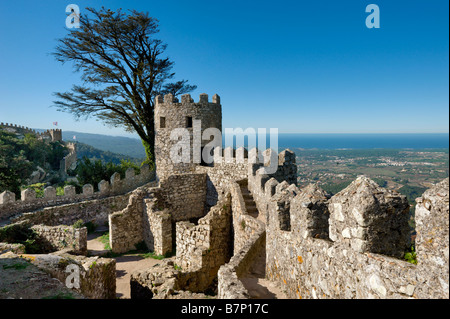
[155,93,221,106]
[0,122,63,142]
[0,165,155,221]
[261,176,449,299]
[0,122,39,135]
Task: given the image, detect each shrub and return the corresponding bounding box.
[72,219,84,229]
[404,244,417,265]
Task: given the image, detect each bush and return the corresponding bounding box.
[72,219,84,229]
[22,183,46,198]
[74,157,140,191]
[404,244,417,265]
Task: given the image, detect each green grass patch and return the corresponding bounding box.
[141,252,166,260]
[98,232,111,250]
[2,262,30,270]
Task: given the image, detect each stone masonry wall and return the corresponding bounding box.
[195,147,249,208]
[414,178,449,298]
[230,180,264,253]
[217,181,266,299]
[22,252,116,299]
[0,165,155,221]
[159,173,207,222]
[130,195,233,298]
[154,93,222,181]
[265,176,449,299]
[109,187,150,254]
[175,193,232,275]
[12,192,130,228]
[247,149,297,223]
[110,173,207,254]
[31,224,87,255]
[0,222,87,255]
[143,194,172,256]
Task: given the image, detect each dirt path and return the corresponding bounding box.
[87,232,160,299]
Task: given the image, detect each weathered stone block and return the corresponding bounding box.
[0,190,15,204]
[21,188,36,201]
[82,184,94,196]
[44,186,56,199]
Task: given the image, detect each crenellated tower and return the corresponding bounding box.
[154,93,222,181]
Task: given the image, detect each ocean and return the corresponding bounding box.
[223,133,449,150]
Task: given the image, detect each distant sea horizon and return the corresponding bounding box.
[224,133,449,150]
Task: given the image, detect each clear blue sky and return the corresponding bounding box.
[0,0,448,137]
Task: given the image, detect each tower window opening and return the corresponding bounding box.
[186,116,193,128]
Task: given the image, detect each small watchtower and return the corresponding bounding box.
[154,93,222,181]
[50,129,63,142]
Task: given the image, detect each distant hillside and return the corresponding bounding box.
[59,131,146,159]
[75,142,143,165]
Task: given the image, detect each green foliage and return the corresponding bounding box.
[0,224,41,254]
[98,232,111,251]
[72,219,85,229]
[74,156,140,191]
[404,245,417,265]
[0,130,70,196]
[372,178,387,188]
[173,264,182,271]
[75,142,143,165]
[2,262,30,270]
[398,185,427,205]
[22,134,67,170]
[0,130,33,196]
[52,7,196,167]
[321,180,353,196]
[22,183,46,198]
[141,139,155,170]
[141,252,166,260]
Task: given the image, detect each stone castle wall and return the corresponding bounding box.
[262,177,449,299]
[60,142,77,174]
[176,194,232,274]
[154,93,222,181]
[0,122,62,142]
[247,149,298,223]
[30,224,87,255]
[130,195,233,298]
[109,173,207,254]
[195,147,250,208]
[217,181,266,299]
[11,192,131,228]
[0,221,87,255]
[22,252,116,299]
[0,165,155,221]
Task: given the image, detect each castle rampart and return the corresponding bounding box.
[0,165,155,221]
[217,181,266,299]
[154,93,222,181]
[261,177,449,299]
[109,173,207,254]
[0,122,63,142]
